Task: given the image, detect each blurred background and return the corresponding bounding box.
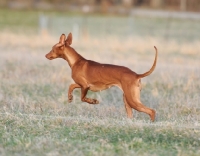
[0,0,200,52]
[1,0,200,46]
[1,0,200,38]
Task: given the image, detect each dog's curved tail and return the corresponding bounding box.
[137,46,158,78]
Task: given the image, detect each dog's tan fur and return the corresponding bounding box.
[45,33,158,121]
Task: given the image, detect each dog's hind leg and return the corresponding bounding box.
[123,85,155,121]
[123,94,133,118]
[130,101,155,122]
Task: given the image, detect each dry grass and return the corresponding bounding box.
[0,29,200,155]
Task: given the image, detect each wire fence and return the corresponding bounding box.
[39,10,200,43]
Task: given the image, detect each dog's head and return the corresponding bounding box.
[45,33,72,60]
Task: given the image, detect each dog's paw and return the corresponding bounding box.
[83,98,99,104]
[150,109,156,122]
[68,95,73,103]
[92,99,99,104]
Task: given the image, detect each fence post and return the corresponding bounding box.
[180,0,187,11]
[150,0,164,8]
[39,13,49,36]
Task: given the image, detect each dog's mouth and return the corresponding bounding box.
[45,54,54,60]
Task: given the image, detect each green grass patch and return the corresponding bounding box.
[0,114,200,156]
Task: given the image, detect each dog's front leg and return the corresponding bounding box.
[81,86,99,104]
[68,83,81,102]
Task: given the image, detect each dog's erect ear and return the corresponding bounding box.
[59,34,66,45]
[65,33,72,46]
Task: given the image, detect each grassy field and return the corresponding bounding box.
[0,9,200,155]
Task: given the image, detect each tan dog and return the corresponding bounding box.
[46,33,158,121]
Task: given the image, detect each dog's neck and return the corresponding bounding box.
[63,47,85,68]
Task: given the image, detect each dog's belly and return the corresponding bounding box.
[89,82,112,92]
[89,83,121,92]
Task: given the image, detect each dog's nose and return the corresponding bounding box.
[45,54,48,59]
